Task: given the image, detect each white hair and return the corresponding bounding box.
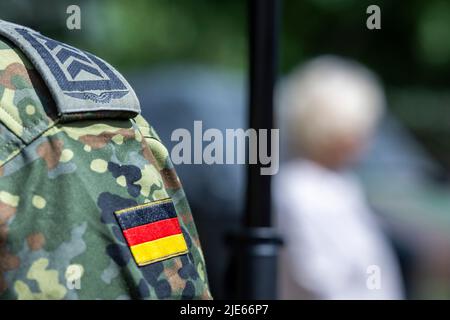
[277,55,385,157]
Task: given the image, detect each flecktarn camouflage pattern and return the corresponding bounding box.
[0,20,211,299]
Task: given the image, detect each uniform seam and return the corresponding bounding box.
[131,118,162,143]
[0,100,48,147]
[0,99,42,130]
[0,118,59,169]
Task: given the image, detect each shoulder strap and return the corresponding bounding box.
[0,20,140,118]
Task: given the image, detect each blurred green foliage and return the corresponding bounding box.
[2,0,450,80]
[0,0,247,70]
[1,0,450,167]
[282,0,450,86]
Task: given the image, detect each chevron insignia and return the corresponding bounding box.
[15,27,128,101]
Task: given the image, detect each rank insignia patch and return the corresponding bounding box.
[114,198,188,266]
[0,19,140,117]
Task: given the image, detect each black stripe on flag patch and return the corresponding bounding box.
[115,199,177,230]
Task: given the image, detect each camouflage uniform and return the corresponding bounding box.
[0,20,211,299]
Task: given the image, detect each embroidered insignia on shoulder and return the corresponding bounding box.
[115,198,189,266]
[0,19,140,117]
[65,91,129,104]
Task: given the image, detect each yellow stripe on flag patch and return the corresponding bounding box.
[130,233,188,266]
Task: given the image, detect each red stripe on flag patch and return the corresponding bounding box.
[122,217,183,246]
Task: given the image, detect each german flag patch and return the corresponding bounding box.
[114,198,188,266]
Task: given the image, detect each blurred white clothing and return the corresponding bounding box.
[274,159,404,299]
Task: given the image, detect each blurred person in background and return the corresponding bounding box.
[274,56,404,299]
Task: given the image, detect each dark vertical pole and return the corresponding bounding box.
[226,0,282,300]
[246,0,278,228]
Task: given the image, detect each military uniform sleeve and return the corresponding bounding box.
[0,19,211,300]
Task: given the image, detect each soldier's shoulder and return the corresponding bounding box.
[0,20,143,167]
